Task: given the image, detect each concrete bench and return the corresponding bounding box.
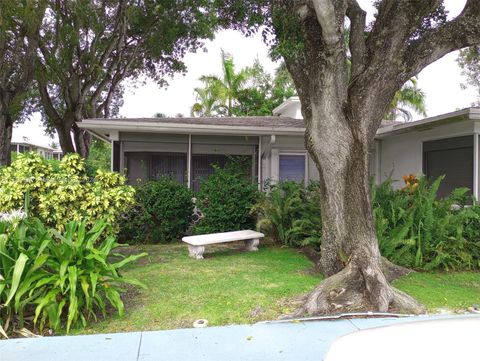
[182,230,264,259]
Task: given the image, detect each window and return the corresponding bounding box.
[423,135,473,198]
[279,154,306,183]
[18,145,30,153]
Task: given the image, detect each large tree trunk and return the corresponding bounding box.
[0,113,12,166]
[294,106,424,316]
[55,122,76,155]
[72,124,91,159]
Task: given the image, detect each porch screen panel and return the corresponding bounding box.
[192,154,252,192]
[423,136,473,198]
[112,141,120,172]
[150,153,187,185]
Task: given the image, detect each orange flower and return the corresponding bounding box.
[402,174,419,192]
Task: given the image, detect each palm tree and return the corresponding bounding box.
[191,78,223,117]
[387,78,427,122]
[192,50,249,116]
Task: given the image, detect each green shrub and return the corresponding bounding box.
[290,182,323,249]
[119,178,193,243]
[255,176,480,271]
[0,216,146,335]
[372,175,480,271]
[0,153,135,232]
[253,181,303,245]
[194,162,260,234]
[253,181,322,248]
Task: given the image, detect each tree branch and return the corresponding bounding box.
[311,0,340,46]
[365,1,443,72]
[402,0,480,82]
[346,0,366,79]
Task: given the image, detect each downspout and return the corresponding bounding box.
[258,136,262,190]
[187,134,192,189]
[474,133,479,202]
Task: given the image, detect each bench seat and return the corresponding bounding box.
[182,230,264,259]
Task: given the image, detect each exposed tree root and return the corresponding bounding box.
[300,246,413,282]
[289,262,425,318]
[380,257,413,282]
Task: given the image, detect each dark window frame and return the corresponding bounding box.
[279,152,307,184]
[422,135,474,198]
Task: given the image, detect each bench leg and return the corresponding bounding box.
[244,238,260,252]
[188,245,205,260]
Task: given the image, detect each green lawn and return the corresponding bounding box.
[79,243,480,334]
[393,272,480,311]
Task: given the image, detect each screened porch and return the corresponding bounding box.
[114,133,260,192]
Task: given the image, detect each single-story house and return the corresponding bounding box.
[11,139,60,160]
[78,97,480,199]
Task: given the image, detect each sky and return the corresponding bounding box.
[12,0,478,148]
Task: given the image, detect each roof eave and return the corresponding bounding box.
[375,108,478,139]
[78,121,306,137]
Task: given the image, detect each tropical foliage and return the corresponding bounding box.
[191,51,296,117]
[0,217,146,336]
[386,78,427,122]
[85,139,112,177]
[255,177,480,271]
[119,178,194,244]
[0,153,134,232]
[372,176,480,271]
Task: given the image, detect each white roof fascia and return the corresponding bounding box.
[272,96,300,116]
[78,120,306,136]
[375,108,473,138]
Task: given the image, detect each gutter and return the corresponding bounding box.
[78,121,306,136]
[376,108,477,138]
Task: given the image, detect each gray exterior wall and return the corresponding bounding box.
[375,120,475,189]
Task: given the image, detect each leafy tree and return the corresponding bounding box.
[233,60,296,115]
[0,1,44,166]
[219,0,480,315]
[191,78,225,116]
[34,0,217,157]
[387,78,427,122]
[86,138,111,176]
[192,53,296,117]
[192,50,250,116]
[457,45,480,105]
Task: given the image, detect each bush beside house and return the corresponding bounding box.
[0,153,134,232]
[194,162,260,235]
[252,181,322,249]
[119,177,194,244]
[255,177,480,271]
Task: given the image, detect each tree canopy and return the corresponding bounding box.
[34,0,218,157]
[191,51,296,117]
[0,0,44,165]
